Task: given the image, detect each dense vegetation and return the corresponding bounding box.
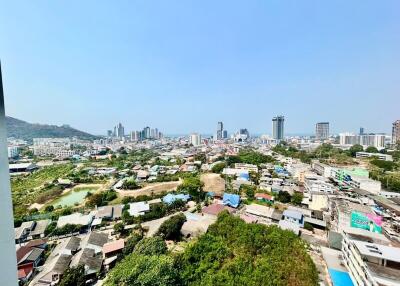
[273,143,354,165]
[177,212,318,286]
[107,149,159,169]
[11,163,74,217]
[227,149,275,166]
[106,212,318,286]
[6,116,98,142]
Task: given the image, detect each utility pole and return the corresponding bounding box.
[0,61,18,286]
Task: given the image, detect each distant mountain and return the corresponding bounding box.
[6,116,99,141]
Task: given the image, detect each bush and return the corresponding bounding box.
[370,159,396,171]
[123,233,143,256]
[53,224,82,236]
[304,222,314,232]
[122,179,141,190]
[156,213,187,241]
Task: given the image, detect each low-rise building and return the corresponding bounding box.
[342,231,400,286]
[356,152,393,161]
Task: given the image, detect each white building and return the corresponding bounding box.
[189,133,202,146]
[342,232,400,286]
[304,176,335,194]
[311,161,332,178]
[349,176,381,195]
[7,146,19,158]
[339,133,386,149]
[356,152,393,161]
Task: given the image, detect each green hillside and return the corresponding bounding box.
[6,116,99,141]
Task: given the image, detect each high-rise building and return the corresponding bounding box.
[315,122,329,140]
[114,123,124,138]
[223,130,228,139]
[359,127,365,135]
[216,121,223,140]
[272,116,285,140]
[143,127,151,139]
[154,128,159,139]
[239,129,250,138]
[339,133,385,149]
[392,120,400,145]
[190,133,202,146]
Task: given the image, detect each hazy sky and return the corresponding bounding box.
[1,1,399,135]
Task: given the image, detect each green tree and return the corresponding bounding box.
[176,212,318,286]
[276,191,291,203]
[134,237,167,256]
[105,254,179,286]
[211,162,226,173]
[348,144,364,157]
[122,178,141,190]
[240,184,256,199]
[291,192,304,205]
[44,205,54,212]
[177,176,204,202]
[365,146,379,153]
[114,222,126,236]
[59,265,85,286]
[123,233,143,256]
[156,213,187,241]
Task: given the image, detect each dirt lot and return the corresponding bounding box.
[201,173,225,195]
[117,180,182,197]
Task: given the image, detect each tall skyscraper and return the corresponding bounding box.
[216,121,223,140]
[392,120,400,145]
[223,130,228,139]
[359,127,365,135]
[272,116,285,140]
[0,62,19,285]
[115,123,124,138]
[143,126,151,139]
[315,122,329,140]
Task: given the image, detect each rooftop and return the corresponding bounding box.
[352,240,400,263]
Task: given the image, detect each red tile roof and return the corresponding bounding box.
[202,204,235,216]
[255,193,273,200]
[25,239,47,248]
[103,239,125,254]
[16,246,32,264]
[17,263,33,279]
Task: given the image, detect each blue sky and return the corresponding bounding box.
[1,1,399,135]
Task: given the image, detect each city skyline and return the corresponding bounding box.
[2,1,400,135]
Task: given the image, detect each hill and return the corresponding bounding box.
[6,116,99,141]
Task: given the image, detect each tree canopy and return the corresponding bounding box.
[59,265,85,286]
[156,213,187,241]
[176,211,318,286]
[105,212,318,286]
[134,236,168,256]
